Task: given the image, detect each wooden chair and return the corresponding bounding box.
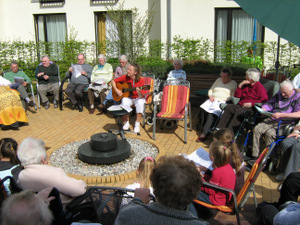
[152,82,192,143]
[193,146,275,225]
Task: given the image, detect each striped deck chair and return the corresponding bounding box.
[193,146,274,225]
[142,76,155,127]
[152,84,192,143]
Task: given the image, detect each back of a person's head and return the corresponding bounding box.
[17,137,47,167]
[213,129,242,172]
[1,190,53,225]
[210,140,231,168]
[150,155,202,210]
[137,156,156,189]
[0,138,20,165]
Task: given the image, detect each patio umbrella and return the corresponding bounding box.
[234,0,300,80]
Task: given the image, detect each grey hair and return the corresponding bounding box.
[246,68,260,82]
[10,60,18,66]
[1,190,53,225]
[97,54,106,60]
[77,52,85,58]
[280,80,294,90]
[173,59,183,67]
[41,55,49,61]
[17,137,47,167]
[119,54,128,62]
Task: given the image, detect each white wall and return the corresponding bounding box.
[0,0,149,42]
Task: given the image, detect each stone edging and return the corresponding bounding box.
[47,133,166,185]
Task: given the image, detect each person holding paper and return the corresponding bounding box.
[216,68,268,133]
[196,68,237,142]
[0,76,28,129]
[111,63,145,133]
[36,55,59,109]
[65,53,92,112]
[4,61,35,109]
[87,54,113,114]
[252,80,300,159]
[190,141,236,217]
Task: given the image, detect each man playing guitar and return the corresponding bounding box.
[111,63,145,133]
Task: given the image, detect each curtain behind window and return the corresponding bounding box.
[36,14,66,60]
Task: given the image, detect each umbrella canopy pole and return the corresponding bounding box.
[275,35,280,82]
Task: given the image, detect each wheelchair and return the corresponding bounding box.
[237,114,295,174]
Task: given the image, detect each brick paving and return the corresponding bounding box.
[0,100,282,225]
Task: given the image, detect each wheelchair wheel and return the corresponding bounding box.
[268,156,280,175]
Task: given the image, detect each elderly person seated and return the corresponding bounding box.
[65,53,92,112]
[88,54,113,114]
[4,60,35,109]
[196,68,237,142]
[114,155,209,225]
[1,190,53,225]
[17,137,87,207]
[36,55,59,109]
[252,80,300,160]
[114,54,130,79]
[216,68,268,134]
[0,76,28,129]
[251,80,300,159]
[167,58,186,82]
[276,121,300,181]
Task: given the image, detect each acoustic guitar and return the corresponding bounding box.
[112,82,150,102]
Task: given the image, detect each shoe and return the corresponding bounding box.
[78,104,83,112]
[72,104,79,110]
[134,122,140,133]
[28,100,35,107]
[44,101,50,109]
[98,103,105,109]
[196,136,206,143]
[53,100,58,108]
[89,107,95,114]
[275,173,285,181]
[123,122,130,130]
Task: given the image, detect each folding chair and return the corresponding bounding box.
[2,69,37,111]
[193,146,275,225]
[141,76,155,127]
[152,82,192,143]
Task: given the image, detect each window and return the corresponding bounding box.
[215,8,264,62]
[95,12,132,58]
[34,14,67,60]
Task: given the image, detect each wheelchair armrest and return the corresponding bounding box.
[226,96,240,105]
[220,103,227,110]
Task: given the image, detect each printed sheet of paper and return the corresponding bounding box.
[200,99,223,116]
[255,105,273,117]
[107,105,123,111]
[72,64,83,78]
[186,147,214,170]
[14,77,24,84]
